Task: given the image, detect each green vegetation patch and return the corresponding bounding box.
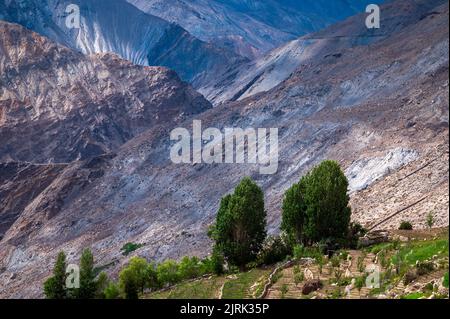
[401,292,426,299]
[147,277,224,299]
[392,239,449,266]
[222,268,272,299]
[121,242,145,256]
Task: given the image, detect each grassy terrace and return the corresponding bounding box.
[145,267,273,299]
[144,229,448,299]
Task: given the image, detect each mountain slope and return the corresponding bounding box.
[128,0,382,58]
[0,0,448,298]
[0,0,244,85]
[201,0,448,105]
[0,20,211,163]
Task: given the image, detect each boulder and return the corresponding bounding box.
[358,231,389,247]
[302,279,323,295]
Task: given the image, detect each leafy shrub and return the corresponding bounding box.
[426,213,435,229]
[294,272,305,285]
[357,255,366,273]
[271,270,283,284]
[293,244,323,261]
[330,255,341,268]
[200,250,224,275]
[156,260,180,287]
[355,276,366,291]
[104,282,121,299]
[416,261,435,276]
[178,256,202,280]
[257,236,291,265]
[399,221,413,230]
[280,284,289,298]
[121,242,144,256]
[347,222,367,248]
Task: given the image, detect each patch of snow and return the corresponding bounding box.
[346,148,419,192]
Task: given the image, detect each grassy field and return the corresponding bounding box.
[146,276,225,299]
[222,268,272,299]
[145,267,273,299]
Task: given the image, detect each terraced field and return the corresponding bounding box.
[144,229,449,300]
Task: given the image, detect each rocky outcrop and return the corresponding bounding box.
[0,0,245,86]
[127,0,379,59]
[0,21,211,162]
[302,279,323,295]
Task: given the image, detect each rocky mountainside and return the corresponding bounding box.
[0,21,211,163]
[0,0,448,298]
[201,0,448,105]
[128,0,381,58]
[0,0,244,85]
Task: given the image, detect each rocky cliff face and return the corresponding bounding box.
[201,0,449,105]
[0,0,448,298]
[127,0,382,58]
[0,21,211,163]
[0,0,245,86]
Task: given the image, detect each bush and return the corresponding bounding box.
[347,222,367,248]
[178,256,201,280]
[209,177,267,270]
[426,213,435,229]
[156,260,180,287]
[355,276,366,291]
[330,256,341,268]
[104,282,121,299]
[280,284,289,298]
[399,221,413,230]
[121,242,144,256]
[293,244,323,261]
[416,261,435,276]
[256,236,291,266]
[119,257,153,299]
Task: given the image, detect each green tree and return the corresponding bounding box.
[302,160,351,243]
[156,260,180,287]
[104,282,121,299]
[281,178,307,244]
[178,256,201,280]
[95,272,109,299]
[74,249,97,299]
[119,257,152,299]
[43,251,67,299]
[210,177,267,270]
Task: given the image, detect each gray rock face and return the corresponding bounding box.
[127,0,382,58]
[0,0,245,85]
[200,0,449,105]
[0,0,448,299]
[0,21,211,163]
